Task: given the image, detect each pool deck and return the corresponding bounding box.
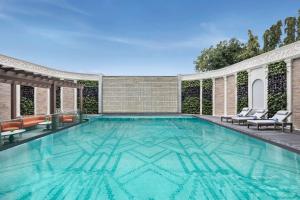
[195,115,300,154]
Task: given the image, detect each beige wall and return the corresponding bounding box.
[292,59,300,129]
[0,83,11,121]
[63,87,75,112]
[226,75,236,115]
[214,78,224,116]
[36,88,48,115]
[103,76,178,113]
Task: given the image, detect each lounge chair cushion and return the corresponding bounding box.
[1,121,22,132]
[270,110,290,122]
[238,108,250,117]
[232,116,256,120]
[251,110,266,119]
[247,119,275,124]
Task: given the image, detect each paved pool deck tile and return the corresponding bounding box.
[195,115,300,154]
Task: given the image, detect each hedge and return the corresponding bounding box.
[78,80,99,114]
[181,80,200,114]
[268,61,287,117]
[202,79,212,115]
[237,71,248,113]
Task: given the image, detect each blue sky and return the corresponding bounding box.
[0,0,299,75]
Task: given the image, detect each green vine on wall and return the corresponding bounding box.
[20,86,34,116]
[202,79,212,115]
[77,80,99,114]
[181,80,200,114]
[268,61,287,117]
[237,71,248,113]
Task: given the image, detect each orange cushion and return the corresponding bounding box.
[23,122,38,128]
[1,122,22,131]
[2,127,20,132]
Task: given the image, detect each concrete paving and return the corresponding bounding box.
[195,115,300,154]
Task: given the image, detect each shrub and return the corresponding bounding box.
[202,79,212,115]
[268,61,287,116]
[237,71,248,113]
[181,80,200,114]
[77,80,99,114]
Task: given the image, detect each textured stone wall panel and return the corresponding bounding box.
[63,87,75,112]
[36,88,48,115]
[214,78,224,116]
[0,83,11,121]
[103,77,178,113]
[227,75,236,115]
[292,59,300,129]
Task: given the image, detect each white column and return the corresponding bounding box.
[285,59,293,123]
[200,79,203,115]
[285,59,292,112]
[98,74,103,113]
[264,65,268,110]
[16,85,21,117]
[234,73,238,114]
[47,88,50,115]
[177,75,182,113]
[60,87,64,112]
[74,80,78,112]
[34,87,37,115]
[247,69,252,109]
[224,76,227,116]
[212,78,216,116]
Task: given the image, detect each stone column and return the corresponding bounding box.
[34,87,37,115]
[234,73,238,115]
[98,74,103,113]
[177,75,182,113]
[200,79,203,115]
[16,84,20,117]
[47,88,50,115]
[212,78,216,116]
[224,76,227,116]
[74,80,78,112]
[264,65,268,110]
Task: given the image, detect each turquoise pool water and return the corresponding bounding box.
[0,116,300,199]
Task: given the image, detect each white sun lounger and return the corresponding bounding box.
[231,109,268,125]
[221,107,251,122]
[247,110,292,132]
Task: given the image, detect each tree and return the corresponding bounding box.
[297,10,300,41]
[238,30,260,60]
[284,17,296,45]
[269,20,282,50]
[263,29,271,52]
[194,38,244,71]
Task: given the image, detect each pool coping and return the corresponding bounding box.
[193,115,300,155]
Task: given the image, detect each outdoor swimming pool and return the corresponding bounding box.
[0,116,299,199]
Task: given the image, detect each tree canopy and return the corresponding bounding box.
[194,31,260,72]
[195,9,300,72]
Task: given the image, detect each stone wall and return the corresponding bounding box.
[0,83,11,121]
[62,87,75,112]
[292,59,300,129]
[214,78,224,116]
[36,87,48,115]
[102,76,178,113]
[226,75,236,115]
